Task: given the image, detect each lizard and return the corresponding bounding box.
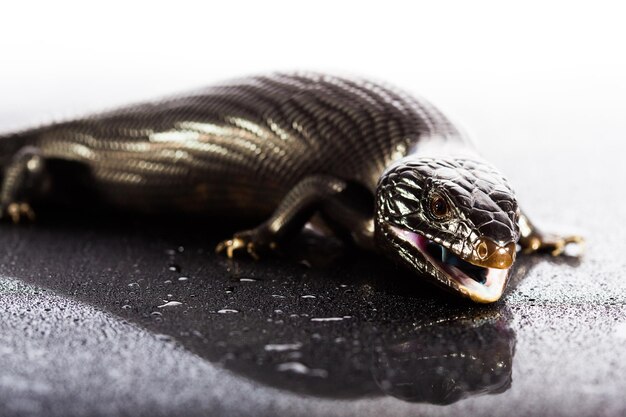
[0,73,582,303]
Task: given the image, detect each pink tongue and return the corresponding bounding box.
[395,227,486,284]
[414,234,430,250]
[395,228,428,250]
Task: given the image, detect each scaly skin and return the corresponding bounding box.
[0,73,582,302]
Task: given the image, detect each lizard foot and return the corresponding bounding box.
[3,202,36,224]
[215,230,277,260]
[521,233,584,257]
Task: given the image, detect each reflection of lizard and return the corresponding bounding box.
[372,311,515,404]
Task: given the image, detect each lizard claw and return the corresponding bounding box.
[548,235,585,257]
[215,237,248,259]
[522,233,585,257]
[215,236,262,260]
[215,230,276,260]
[245,241,260,260]
[4,202,36,224]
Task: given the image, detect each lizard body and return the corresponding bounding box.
[0,73,580,302]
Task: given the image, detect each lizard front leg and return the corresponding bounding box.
[0,147,47,223]
[216,175,374,259]
[517,210,584,256]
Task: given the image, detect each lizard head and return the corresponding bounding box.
[374,157,520,303]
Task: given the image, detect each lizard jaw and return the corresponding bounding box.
[390,226,510,303]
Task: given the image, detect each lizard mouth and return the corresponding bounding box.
[390,226,510,303]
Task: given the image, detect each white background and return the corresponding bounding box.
[0,1,624,164]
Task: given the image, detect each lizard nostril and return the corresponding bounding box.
[477,241,489,259]
[472,239,516,269]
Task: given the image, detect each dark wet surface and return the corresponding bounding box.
[0,201,624,416]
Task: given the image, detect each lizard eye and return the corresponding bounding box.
[429,194,451,220]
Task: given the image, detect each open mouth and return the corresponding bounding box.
[390,226,510,303]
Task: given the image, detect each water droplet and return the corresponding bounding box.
[121,305,132,310]
[150,311,163,317]
[301,295,316,299]
[128,282,139,288]
[264,342,302,352]
[271,294,285,298]
[225,286,235,294]
[178,276,189,281]
[164,280,172,284]
[157,301,182,308]
[217,309,239,314]
[274,309,283,314]
[310,317,344,322]
[165,249,176,256]
[239,278,257,282]
[168,264,181,272]
[177,246,185,253]
[156,334,173,342]
[276,362,327,378]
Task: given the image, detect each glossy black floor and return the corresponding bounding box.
[1,200,623,417]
